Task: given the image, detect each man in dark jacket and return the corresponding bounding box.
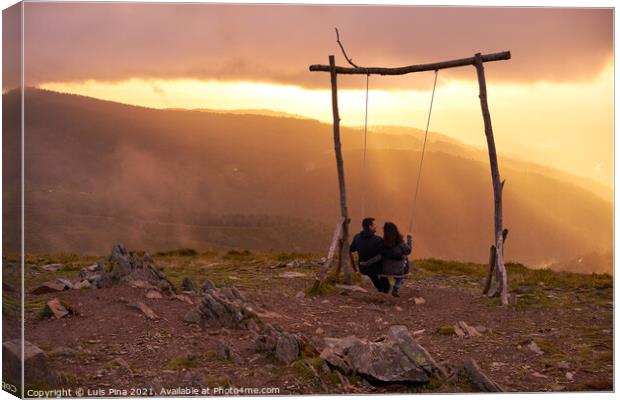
[349,217,384,292]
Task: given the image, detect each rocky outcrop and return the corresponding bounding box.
[79,244,174,292]
[320,325,445,384]
[183,286,255,328]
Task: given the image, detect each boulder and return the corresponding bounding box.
[183,287,254,328]
[3,340,58,389]
[320,325,445,384]
[274,332,300,365]
[254,327,302,365]
[181,277,197,293]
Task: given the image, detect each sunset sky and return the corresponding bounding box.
[6,3,614,188]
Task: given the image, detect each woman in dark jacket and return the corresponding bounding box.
[380,222,412,297]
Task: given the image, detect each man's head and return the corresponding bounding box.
[362,217,376,233]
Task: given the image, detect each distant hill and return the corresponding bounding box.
[2,88,613,273]
[188,108,312,121]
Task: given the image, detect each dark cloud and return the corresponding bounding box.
[18,3,612,90]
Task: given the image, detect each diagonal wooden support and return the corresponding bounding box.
[311,218,344,291]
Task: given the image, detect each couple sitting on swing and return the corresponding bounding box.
[350,217,412,297]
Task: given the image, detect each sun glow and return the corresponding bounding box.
[39,64,613,188]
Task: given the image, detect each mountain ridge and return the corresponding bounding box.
[2,88,612,273]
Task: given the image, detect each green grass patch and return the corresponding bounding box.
[305,282,336,297]
[165,356,199,370]
[292,360,316,380]
[416,258,487,280]
[155,248,198,257]
[222,250,253,261]
[437,325,455,335]
[35,305,54,320]
[534,338,564,356]
[507,263,612,291]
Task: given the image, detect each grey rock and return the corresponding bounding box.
[81,244,175,292]
[181,277,197,293]
[255,335,277,352]
[320,325,444,384]
[183,288,254,328]
[475,326,489,334]
[285,259,305,268]
[274,332,300,365]
[3,340,58,388]
[41,264,61,272]
[215,342,233,361]
[201,280,217,292]
[527,341,544,356]
[74,280,92,290]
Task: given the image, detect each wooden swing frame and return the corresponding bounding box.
[308,48,512,305]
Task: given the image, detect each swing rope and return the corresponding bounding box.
[361,73,370,218]
[408,69,439,233]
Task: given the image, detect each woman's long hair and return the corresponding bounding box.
[383,222,404,248]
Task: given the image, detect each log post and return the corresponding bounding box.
[483,228,508,296]
[329,55,352,284]
[474,53,508,305]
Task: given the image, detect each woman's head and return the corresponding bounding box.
[383,222,403,247]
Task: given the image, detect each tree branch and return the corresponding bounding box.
[335,28,361,69]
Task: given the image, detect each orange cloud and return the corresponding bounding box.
[13,3,612,91]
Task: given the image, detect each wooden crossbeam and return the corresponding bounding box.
[309,51,510,75]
